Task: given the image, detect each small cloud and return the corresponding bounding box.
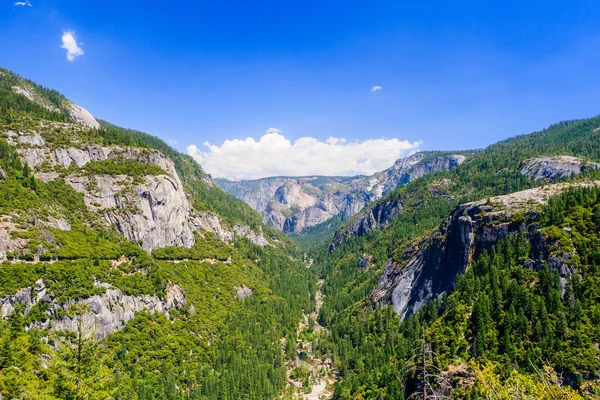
[167,139,179,145]
[61,30,84,62]
[14,0,32,6]
[371,85,383,92]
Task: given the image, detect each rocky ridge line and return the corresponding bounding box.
[217,152,467,233]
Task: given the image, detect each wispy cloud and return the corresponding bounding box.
[167,139,179,145]
[14,0,32,6]
[187,128,420,179]
[61,30,84,62]
[371,85,383,92]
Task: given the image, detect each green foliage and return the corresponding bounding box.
[0,68,70,123]
[313,186,600,398]
[340,115,600,248]
[309,116,600,398]
[0,68,316,398]
[290,213,345,252]
[152,234,231,261]
[4,67,600,398]
[83,158,167,178]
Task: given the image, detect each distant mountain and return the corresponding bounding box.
[216,151,470,233]
[5,63,600,399]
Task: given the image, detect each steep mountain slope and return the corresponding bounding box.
[331,118,600,250]
[306,115,600,398]
[370,181,600,319]
[4,64,600,399]
[216,152,468,233]
[0,68,314,399]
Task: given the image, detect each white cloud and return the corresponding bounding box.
[14,1,32,6]
[168,139,179,145]
[61,30,84,62]
[371,85,383,92]
[187,129,420,179]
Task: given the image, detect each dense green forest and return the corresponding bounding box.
[304,116,600,399]
[309,186,600,399]
[0,133,314,399]
[0,68,71,123]
[0,70,316,399]
[3,66,600,399]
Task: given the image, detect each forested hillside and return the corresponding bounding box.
[3,65,600,400]
[303,116,600,398]
[0,68,316,399]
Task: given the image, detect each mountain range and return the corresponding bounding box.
[216,152,469,233]
[2,67,600,398]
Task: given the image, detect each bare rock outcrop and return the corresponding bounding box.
[190,211,235,242]
[7,130,46,147]
[0,219,26,259]
[16,144,198,252]
[1,279,47,319]
[66,102,100,129]
[189,212,271,246]
[521,156,600,182]
[0,280,187,339]
[234,224,271,247]
[20,145,111,168]
[67,173,195,252]
[41,216,72,231]
[15,140,251,251]
[370,181,600,319]
[12,85,100,129]
[234,285,254,301]
[330,198,402,251]
[18,145,172,170]
[12,86,60,113]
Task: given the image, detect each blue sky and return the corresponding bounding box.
[1,1,600,178]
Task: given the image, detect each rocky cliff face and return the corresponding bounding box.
[66,102,101,129]
[370,181,600,319]
[329,176,458,251]
[12,84,100,129]
[330,154,600,250]
[18,142,196,252]
[65,171,195,252]
[359,153,467,198]
[330,197,402,251]
[217,176,364,233]
[216,152,468,233]
[0,279,187,339]
[521,156,600,182]
[5,124,271,255]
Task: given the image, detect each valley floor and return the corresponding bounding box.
[284,279,337,399]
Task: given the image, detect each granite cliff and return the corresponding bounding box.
[216,152,467,233]
[370,181,600,319]
[0,68,280,347]
[0,279,187,339]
